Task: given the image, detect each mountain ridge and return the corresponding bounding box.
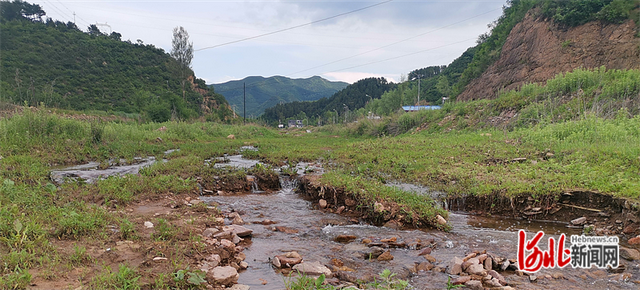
[211,75,348,117]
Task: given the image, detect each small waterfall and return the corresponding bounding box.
[246,175,263,193]
[279,175,298,192]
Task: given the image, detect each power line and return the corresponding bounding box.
[194,0,394,52]
[53,0,91,27]
[42,0,74,23]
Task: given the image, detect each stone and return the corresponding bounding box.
[292,261,331,276]
[467,264,486,276]
[335,235,357,243]
[232,214,245,225]
[623,223,637,234]
[381,237,397,243]
[153,257,167,262]
[485,278,503,287]
[629,235,640,245]
[571,217,587,225]
[224,225,253,237]
[529,275,537,282]
[228,284,250,290]
[336,206,345,214]
[500,260,510,271]
[416,262,433,271]
[418,247,432,256]
[447,257,464,275]
[423,254,436,263]
[275,226,299,234]
[144,221,154,228]
[202,228,219,238]
[364,246,385,259]
[377,251,394,261]
[227,134,235,139]
[272,256,281,268]
[488,270,506,285]
[345,199,356,207]
[465,280,483,290]
[484,257,493,270]
[374,202,385,212]
[231,233,243,244]
[436,215,447,225]
[209,266,239,286]
[239,261,249,270]
[276,254,303,267]
[477,254,488,263]
[319,199,328,209]
[362,238,372,244]
[220,239,235,249]
[463,252,477,261]
[620,247,640,260]
[462,258,479,271]
[452,276,471,285]
[214,230,234,240]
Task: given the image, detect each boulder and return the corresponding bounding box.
[436,215,447,225]
[208,266,239,286]
[272,256,282,268]
[319,199,328,209]
[292,261,331,276]
[276,254,303,267]
[484,257,493,270]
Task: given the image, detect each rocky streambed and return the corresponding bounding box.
[48,153,640,289]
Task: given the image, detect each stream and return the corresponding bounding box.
[50,152,639,289]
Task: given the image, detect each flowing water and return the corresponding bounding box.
[202,173,638,290]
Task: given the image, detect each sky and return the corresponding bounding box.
[29,0,507,84]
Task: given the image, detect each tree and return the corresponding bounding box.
[170,26,193,100]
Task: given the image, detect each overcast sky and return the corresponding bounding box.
[30,0,507,84]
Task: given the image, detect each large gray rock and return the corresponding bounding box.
[292,261,331,276]
[208,266,239,286]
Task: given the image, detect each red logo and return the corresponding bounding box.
[517,230,571,273]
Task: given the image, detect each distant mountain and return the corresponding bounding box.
[211,76,348,117]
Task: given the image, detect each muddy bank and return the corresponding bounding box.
[298,175,445,230]
[447,190,640,239]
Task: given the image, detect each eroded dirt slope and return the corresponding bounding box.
[458,12,639,101]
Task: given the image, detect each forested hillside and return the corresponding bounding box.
[211,75,348,118]
[0,0,232,122]
[261,77,395,125]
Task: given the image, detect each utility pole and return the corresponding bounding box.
[417,76,421,106]
[243,82,246,125]
[73,12,76,24]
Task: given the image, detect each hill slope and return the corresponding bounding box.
[458,10,640,101]
[211,76,348,117]
[0,0,232,122]
[261,77,396,124]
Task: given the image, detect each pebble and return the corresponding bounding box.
[144,221,154,228]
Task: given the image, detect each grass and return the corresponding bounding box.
[1,67,639,288]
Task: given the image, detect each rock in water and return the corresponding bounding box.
[619,247,640,261]
[292,261,331,276]
[571,217,587,225]
[377,251,394,261]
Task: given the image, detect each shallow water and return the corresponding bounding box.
[203,179,638,290]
